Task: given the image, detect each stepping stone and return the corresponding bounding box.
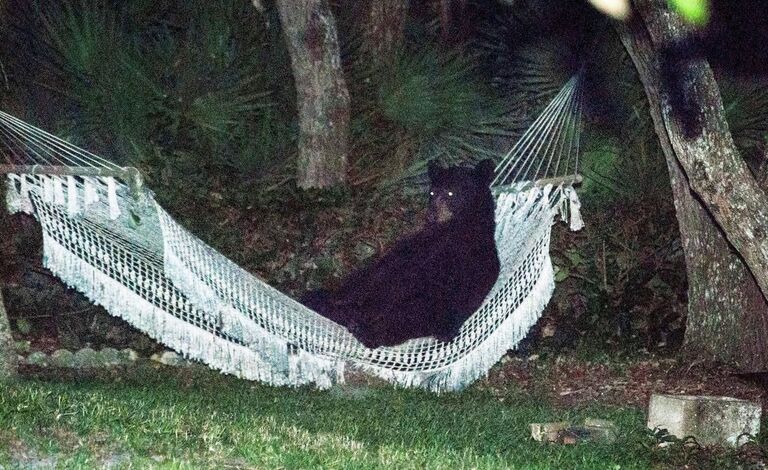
[647,394,761,447]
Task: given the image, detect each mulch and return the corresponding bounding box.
[481,355,767,410]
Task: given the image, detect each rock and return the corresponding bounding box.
[530,422,569,443]
[25,351,49,367]
[564,423,618,444]
[99,348,122,366]
[647,394,761,447]
[73,348,101,368]
[151,351,185,367]
[353,242,377,262]
[119,348,139,362]
[50,349,75,368]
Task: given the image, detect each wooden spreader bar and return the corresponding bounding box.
[0,164,144,199]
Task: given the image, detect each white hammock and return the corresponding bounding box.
[0,75,584,392]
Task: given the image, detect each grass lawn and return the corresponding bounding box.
[0,363,653,469]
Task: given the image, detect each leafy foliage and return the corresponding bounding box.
[347,45,520,186]
[16,0,293,181]
[719,77,768,176]
[377,50,487,136]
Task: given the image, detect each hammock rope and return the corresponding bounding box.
[1,74,584,392]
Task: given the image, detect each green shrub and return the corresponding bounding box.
[378,49,491,136]
[719,78,768,173]
[37,1,163,159]
[31,0,293,177]
[348,46,516,184]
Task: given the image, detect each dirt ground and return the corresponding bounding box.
[481,355,766,411]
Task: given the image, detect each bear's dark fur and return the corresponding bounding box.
[302,159,500,348]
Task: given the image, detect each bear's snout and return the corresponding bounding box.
[429,197,453,224]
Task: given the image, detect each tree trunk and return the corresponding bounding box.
[439,0,469,45]
[275,0,351,189]
[618,0,768,299]
[363,0,408,69]
[0,288,17,382]
[618,0,768,371]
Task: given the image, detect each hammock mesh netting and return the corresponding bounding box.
[1,75,584,392]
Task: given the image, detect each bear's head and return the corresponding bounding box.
[426,159,496,224]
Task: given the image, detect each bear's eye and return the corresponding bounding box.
[429,191,435,196]
[448,191,454,197]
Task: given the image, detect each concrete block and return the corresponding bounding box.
[647,394,761,447]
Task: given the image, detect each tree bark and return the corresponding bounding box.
[619,0,768,299]
[275,0,351,189]
[618,0,768,370]
[0,287,17,382]
[363,0,408,69]
[439,0,469,45]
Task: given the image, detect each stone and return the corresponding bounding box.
[530,422,569,443]
[99,348,123,366]
[73,348,101,368]
[647,394,761,447]
[25,351,49,367]
[50,349,75,368]
[119,348,139,362]
[151,351,185,367]
[353,242,377,262]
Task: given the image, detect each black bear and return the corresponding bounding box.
[302,159,500,348]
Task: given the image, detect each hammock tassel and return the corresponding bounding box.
[83,177,98,208]
[42,175,54,204]
[106,177,121,220]
[5,175,33,215]
[565,186,584,231]
[53,176,65,206]
[66,176,79,216]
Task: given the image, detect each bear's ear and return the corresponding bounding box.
[475,159,496,185]
[427,159,442,183]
